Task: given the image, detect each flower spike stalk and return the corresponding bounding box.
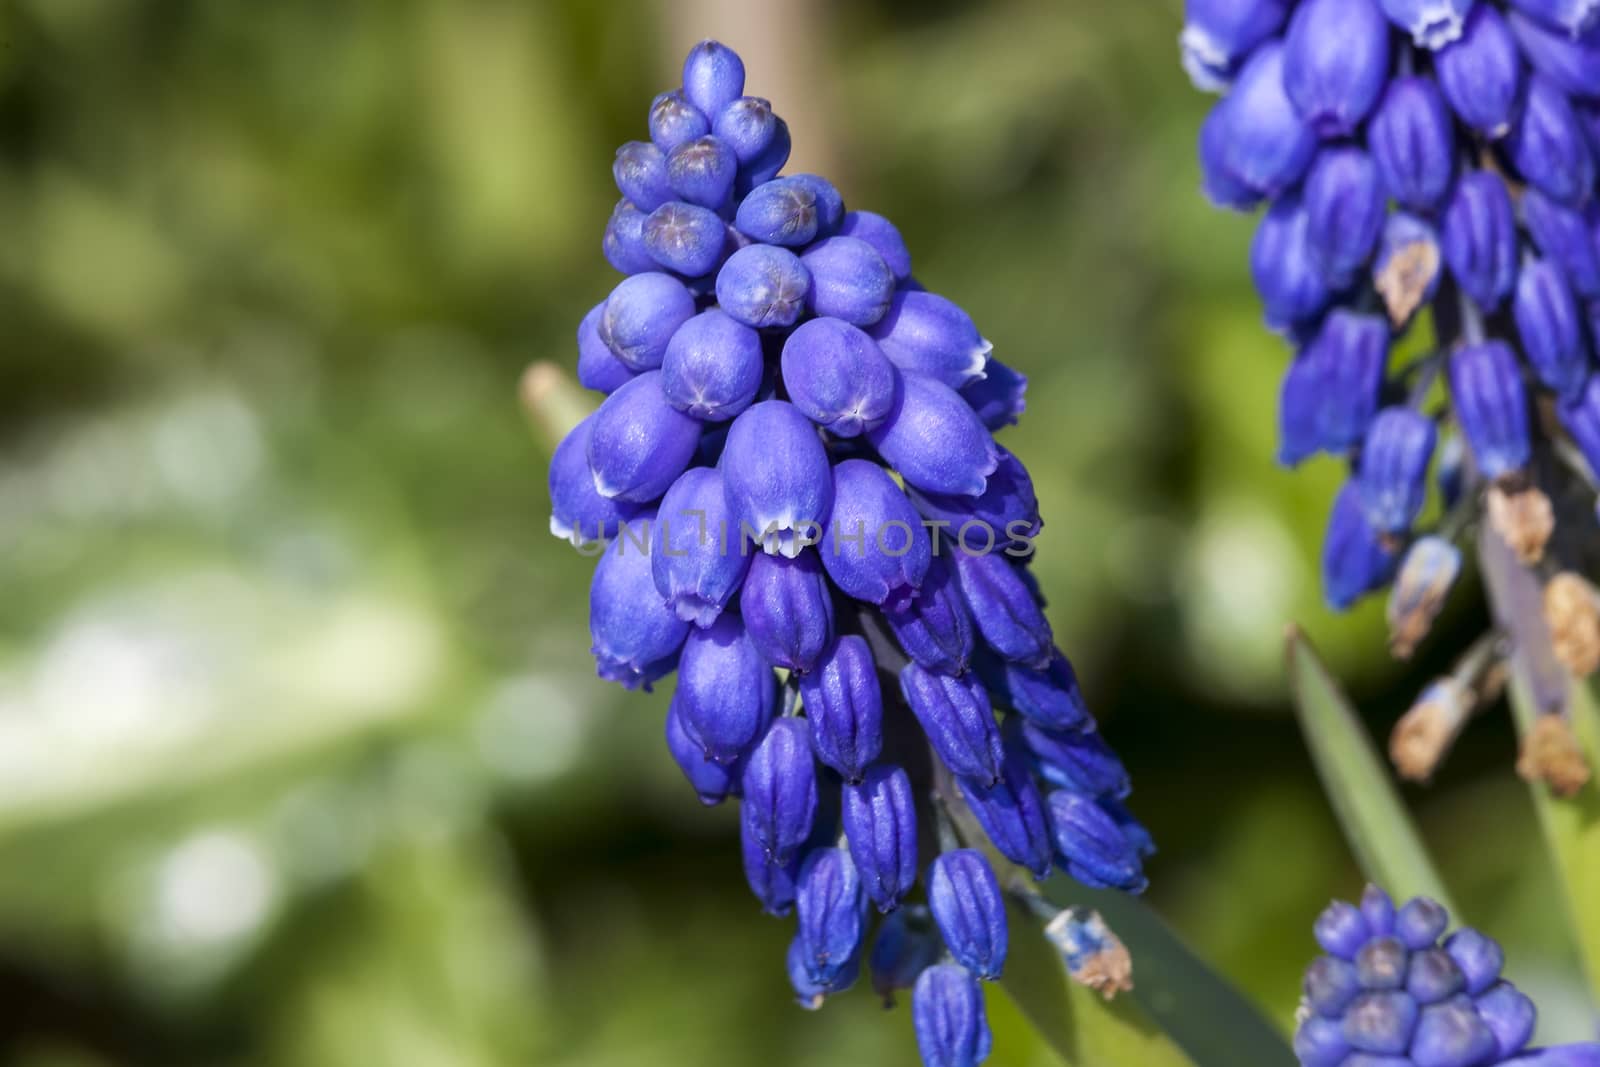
[549,38,1152,1067]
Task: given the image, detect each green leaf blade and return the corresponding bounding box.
[1286,627,1456,912]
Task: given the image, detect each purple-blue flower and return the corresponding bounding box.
[841,765,919,912]
[801,635,884,782]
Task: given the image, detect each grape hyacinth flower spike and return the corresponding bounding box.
[547,39,1152,1067]
[1182,0,1600,794]
[1295,887,1600,1067]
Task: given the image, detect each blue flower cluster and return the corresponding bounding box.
[1297,886,1600,1067]
[548,40,1153,1065]
[1184,0,1600,612]
[1184,0,1600,789]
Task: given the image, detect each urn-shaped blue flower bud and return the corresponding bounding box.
[868,372,1000,498]
[735,176,822,248]
[1561,374,1600,474]
[1291,310,1390,461]
[652,467,750,626]
[1342,991,1419,1055]
[1323,483,1400,611]
[740,123,792,198]
[722,400,834,557]
[867,290,992,389]
[1018,720,1131,798]
[587,371,702,503]
[589,518,689,689]
[660,308,764,422]
[870,906,943,1006]
[1437,6,1526,138]
[1511,12,1600,103]
[642,201,728,278]
[1406,947,1467,1003]
[741,717,819,866]
[1180,0,1290,91]
[577,301,638,394]
[1509,0,1600,37]
[1442,172,1519,311]
[1294,1015,1350,1067]
[907,448,1041,556]
[1395,896,1450,950]
[960,360,1028,431]
[950,550,1053,669]
[714,95,783,165]
[613,141,673,213]
[1316,900,1372,960]
[648,89,710,152]
[1305,955,1363,1016]
[1526,189,1600,297]
[1284,0,1391,137]
[1389,535,1463,655]
[900,663,1004,784]
[741,549,835,672]
[958,748,1053,879]
[1370,77,1456,212]
[928,850,1008,979]
[788,174,845,235]
[682,40,745,118]
[798,236,895,327]
[601,272,697,371]
[795,847,867,990]
[548,415,644,545]
[715,244,812,328]
[1303,147,1385,288]
[1046,790,1148,892]
[1357,408,1438,535]
[604,200,657,275]
[912,964,993,1067]
[1517,259,1592,398]
[981,650,1091,732]
[665,697,740,806]
[786,934,830,1009]
[1362,884,1398,937]
[801,635,883,782]
[1213,42,1317,198]
[1508,74,1596,205]
[741,817,800,915]
[666,136,738,211]
[1379,0,1475,47]
[1476,982,1537,1057]
[1251,193,1334,333]
[1444,928,1504,994]
[839,210,912,281]
[675,613,777,764]
[1449,341,1531,480]
[1198,103,1264,211]
[841,765,918,911]
[820,459,931,610]
[780,317,898,437]
[1373,212,1443,328]
[884,555,975,675]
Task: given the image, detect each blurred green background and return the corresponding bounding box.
[0,1,1589,1064]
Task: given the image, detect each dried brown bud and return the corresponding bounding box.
[1390,679,1473,783]
[1387,537,1462,660]
[1045,909,1133,1001]
[1516,715,1593,798]
[1486,484,1554,565]
[1545,572,1600,678]
[1376,237,1441,327]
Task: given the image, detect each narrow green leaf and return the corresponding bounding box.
[1002,883,1295,1067]
[1507,673,1600,1006]
[1286,626,1457,912]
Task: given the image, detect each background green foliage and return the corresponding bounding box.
[0,1,1588,1062]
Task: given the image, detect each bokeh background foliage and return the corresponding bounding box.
[0,0,1590,1063]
